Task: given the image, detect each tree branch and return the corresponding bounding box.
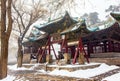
[12,2,26,29]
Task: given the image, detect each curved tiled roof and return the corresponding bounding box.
[34,11,77,34]
[82,22,120,44]
[110,12,120,23]
[60,20,90,35]
[22,12,77,46]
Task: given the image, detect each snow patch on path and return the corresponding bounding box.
[49,63,119,78]
[102,72,120,81]
[8,64,28,70]
[1,63,119,81]
[0,75,15,81]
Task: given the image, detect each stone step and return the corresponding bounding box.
[23,63,101,72]
[91,68,120,81]
[9,64,120,81]
[90,52,120,58]
[13,72,94,81]
[90,58,120,65]
[10,68,120,81]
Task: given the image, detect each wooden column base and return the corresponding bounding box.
[22,54,30,63]
[63,53,71,64]
[39,55,46,63]
[46,54,52,64]
[78,53,85,64]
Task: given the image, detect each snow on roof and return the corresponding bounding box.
[111,12,120,14]
[87,26,99,31]
[88,20,116,31]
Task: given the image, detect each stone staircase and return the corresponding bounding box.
[90,52,120,58]
[8,65,120,81]
[90,52,120,65]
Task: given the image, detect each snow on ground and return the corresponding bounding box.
[28,63,40,70]
[0,63,120,81]
[48,63,119,78]
[48,62,101,68]
[8,64,28,70]
[0,75,15,81]
[102,72,120,81]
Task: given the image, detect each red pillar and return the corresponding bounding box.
[108,41,113,52]
[69,46,75,58]
[87,42,92,57]
[61,36,68,53]
[103,41,107,52]
[72,38,89,64]
[48,43,51,55]
[48,36,51,55]
[38,36,50,62]
[119,43,120,52]
[51,44,58,59]
[88,42,93,55]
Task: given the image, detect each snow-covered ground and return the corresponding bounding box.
[102,72,120,81]
[0,75,16,81]
[0,63,120,81]
[48,63,119,78]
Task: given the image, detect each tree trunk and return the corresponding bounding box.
[0,0,12,79]
[0,0,7,78]
[0,36,9,79]
[17,38,23,67]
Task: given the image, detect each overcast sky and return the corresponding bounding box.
[24,0,120,21]
[69,0,120,20]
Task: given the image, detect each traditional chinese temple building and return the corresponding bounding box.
[22,12,120,64]
[82,22,120,57]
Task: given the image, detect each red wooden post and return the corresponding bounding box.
[113,42,115,52]
[94,46,97,53]
[79,38,89,63]
[65,39,68,53]
[103,41,107,52]
[48,36,51,55]
[38,36,50,62]
[87,42,91,57]
[82,45,89,63]
[72,38,89,64]
[36,47,42,62]
[108,40,113,52]
[51,44,58,59]
[61,36,68,53]
[38,48,42,54]
[69,46,75,58]
[119,43,120,52]
[72,44,80,64]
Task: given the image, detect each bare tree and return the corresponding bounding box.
[46,0,94,19]
[12,0,48,67]
[45,0,75,18]
[88,12,100,25]
[0,0,13,79]
[105,4,120,12]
